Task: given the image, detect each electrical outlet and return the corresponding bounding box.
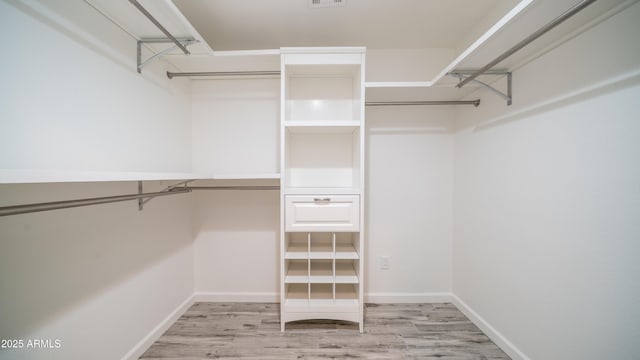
[380,256,391,270]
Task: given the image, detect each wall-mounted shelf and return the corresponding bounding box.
[284,122,360,133]
[364,0,627,107]
[0,169,210,185]
[86,0,212,73]
[210,173,281,181]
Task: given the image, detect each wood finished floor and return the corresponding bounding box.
[140,303,510,359]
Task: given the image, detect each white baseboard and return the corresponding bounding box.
[193,292,452,304]
[121,294,195,360]
[451,294,530,360]
[194,291,280,303]
[365,292,453,303]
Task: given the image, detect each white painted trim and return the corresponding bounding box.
[365,81,434,88]
[213,49,281,56]
[280,47,366,54]
[194,292,280,303]
[451,294,530,360]
[121,294,195,360]
[194,292,454,304]
[365,292,453,303]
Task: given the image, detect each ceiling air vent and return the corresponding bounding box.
[310,0,345,8]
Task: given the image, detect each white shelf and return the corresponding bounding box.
[0,170,284,185]
[210,173,280,180]
[335,242,359,259]
[284,252,308,260]
[284,121,360,133]
[285,249,308,260]
[365,81,434,88]
[309,252,334,260]
[284,261,308,284]
[0,169,211,184]
[335,262,359,284]
[283,187,360,195]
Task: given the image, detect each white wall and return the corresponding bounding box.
[366,106,453,301]
[453,3,640,359]
[366,48,453,82]
[0,182,194,360]
[192,190,280,300]
[191,78,280,175]
[0,0,192,173]
[190,78,281,300]
[0,1,195,359]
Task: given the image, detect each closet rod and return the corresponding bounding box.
[167,71,281,79]
[129,0,190,55]
[456,0,597,88]
[186,186,280,191]
[0,188,191,217]
[366,100,480,107]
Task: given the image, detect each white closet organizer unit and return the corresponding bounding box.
[280,47,366,332]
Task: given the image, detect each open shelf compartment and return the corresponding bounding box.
[310,260,333,283]
[285,232,309,259]
[335,233,360,259]
[284,64,362,123]
[335,259,359,284]
[284,127,361,190]
[310,232,333,259]
[285,259,308,283]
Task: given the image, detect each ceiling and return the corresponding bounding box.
[172,0,521,51]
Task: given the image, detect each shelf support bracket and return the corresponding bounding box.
[139,179,195,209]
[137,38,197,73]
[448,71,512,106]
[138,181,144,211]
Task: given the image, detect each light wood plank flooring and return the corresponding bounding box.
[140,303,510,359]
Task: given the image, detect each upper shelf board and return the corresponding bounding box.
[210,173,281,180]
[284,122,360,133]
[86,0,212,55]
[0,170,281,184]
[0,170,211,184]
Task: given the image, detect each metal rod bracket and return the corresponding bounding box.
[449,71,513,106]
[138,181,144,211]
[137,38,196,73]
[140,180,195,208]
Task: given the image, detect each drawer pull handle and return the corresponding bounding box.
[313,197,331,203]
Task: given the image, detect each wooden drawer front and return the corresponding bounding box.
[285,195,359,232]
